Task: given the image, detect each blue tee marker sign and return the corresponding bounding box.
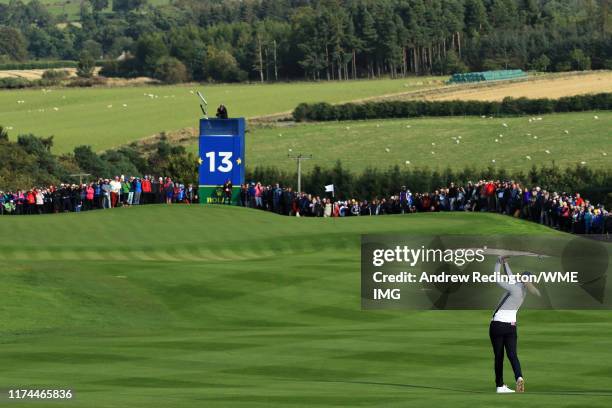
[198,118,245,204]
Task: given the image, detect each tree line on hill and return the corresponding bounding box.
[293,93,612,121]
[0,127,198,190]
[0,0,610,84]
[1,127,610,207]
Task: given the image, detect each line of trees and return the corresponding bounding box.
[0,127,197,191]
[293,93,612,121]
[247,161,612,206]
[0,0,611,83]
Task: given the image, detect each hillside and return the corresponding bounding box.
[0,77,443,153]
[1,0,609,83]
[1,206,611,407]
[226,111,611,173]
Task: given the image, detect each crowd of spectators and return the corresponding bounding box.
[0,175,197,215]
[2,177,610,234]
[237,180,611,234]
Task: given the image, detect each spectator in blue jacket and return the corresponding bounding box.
[133,178,142,205]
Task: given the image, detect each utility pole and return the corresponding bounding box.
[287,153,312,193]
[256,32,264,83]
[273,39,278,81]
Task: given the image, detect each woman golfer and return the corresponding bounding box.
[490,255,540,393]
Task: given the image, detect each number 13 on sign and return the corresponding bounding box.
[205,151,233,173]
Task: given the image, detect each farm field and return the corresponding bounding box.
[227,111,612,173]
[425,71,612,101]
[0,0,86,20]
[1,206,611,407]
[0,77,443,153]
[0,68,76,80]
[0,68,104,80]
[0,0,171,20]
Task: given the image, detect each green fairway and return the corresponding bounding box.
[0,78,442,153]
[237,111,612,173]
[1,206,611,407]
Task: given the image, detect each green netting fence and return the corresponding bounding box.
[449,69,527,83]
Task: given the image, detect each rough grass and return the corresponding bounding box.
[0,206,611,407]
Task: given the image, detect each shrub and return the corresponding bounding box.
[66,76,107,87]
[555,60,572,72]
[99,58,140,78]
[42,69,70,81]
[76,53,96,78]
[154,57,189,84]
[292,103,310,121]
[435,50,468,75]
[531,55,550,72]
[569,49,591,71]
[204,46,247,82]
[0,77,32,89]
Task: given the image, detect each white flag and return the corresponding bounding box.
[325,184,334,193]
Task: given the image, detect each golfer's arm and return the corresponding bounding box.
[494,259,513,290]
[503,261,515,279]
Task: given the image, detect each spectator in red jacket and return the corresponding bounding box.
[484,181,496,211]
[575,193,584,207]
[24,190,35,214]
[142,175,152,204]
[560,202,571,231]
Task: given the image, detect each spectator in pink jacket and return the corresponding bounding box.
[85,183,95,211]
[255,182,263,208]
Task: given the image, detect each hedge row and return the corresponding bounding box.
[0,76,108,89]
[292,93,612,121]
[0,77,62,89]
[0,60,78,70]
